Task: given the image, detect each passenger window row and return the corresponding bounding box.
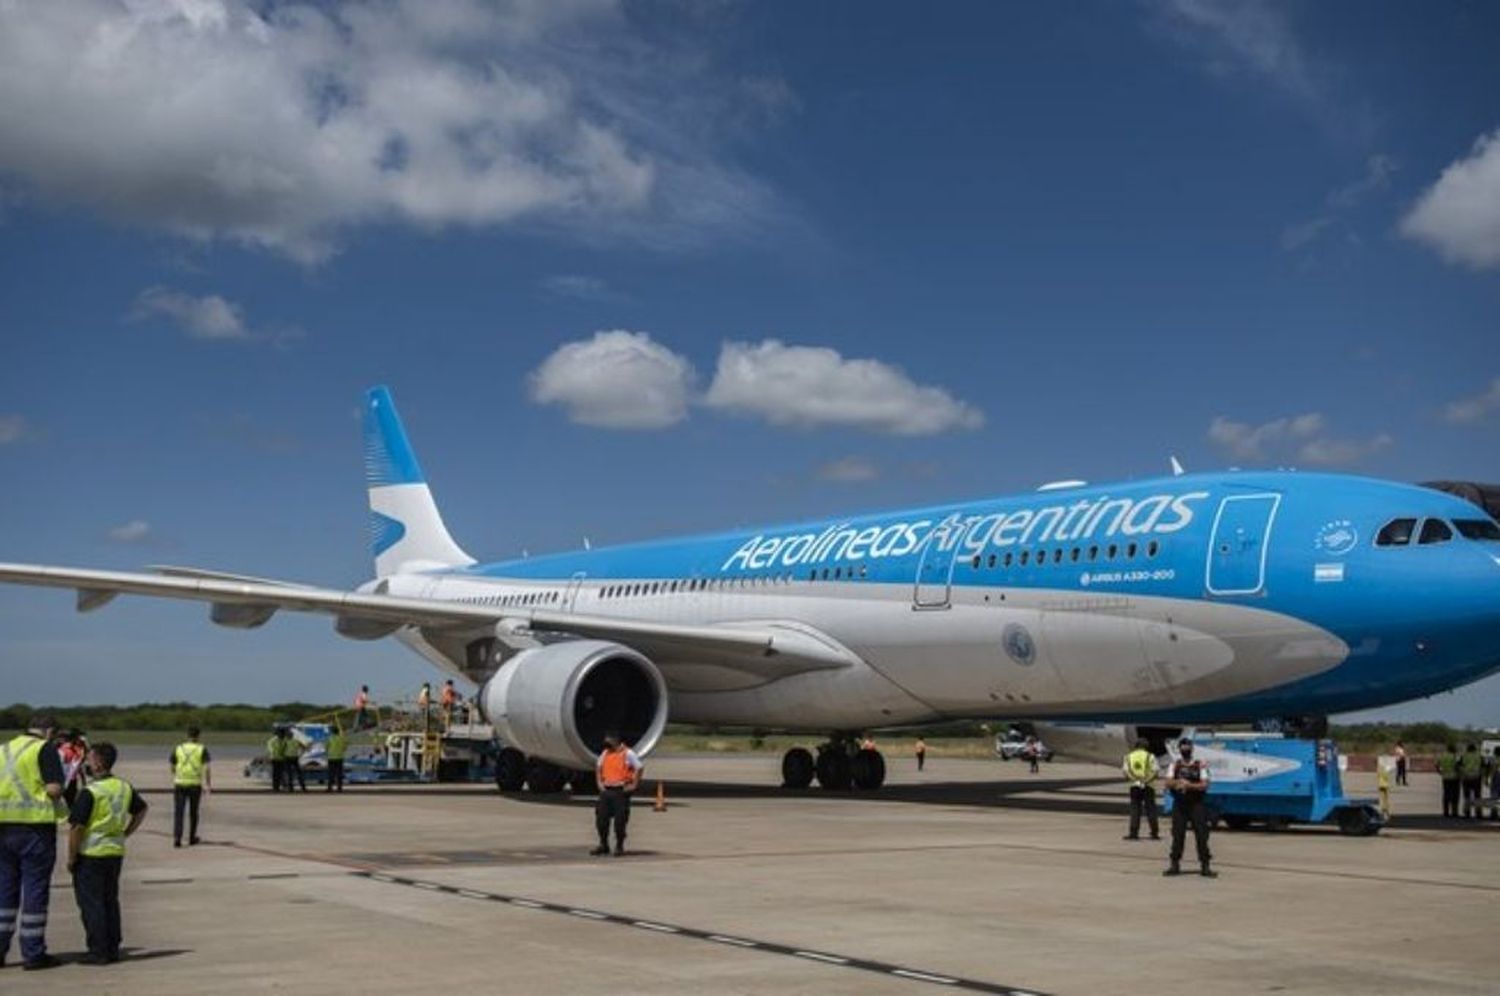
[599,575,796,599]
[455,591,560,607]
[968,539,1160,571]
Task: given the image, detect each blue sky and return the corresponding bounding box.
[2,1,1497,724]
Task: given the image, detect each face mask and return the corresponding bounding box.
[1180,749,1193,759]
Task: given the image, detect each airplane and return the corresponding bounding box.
[3,386,1499,794]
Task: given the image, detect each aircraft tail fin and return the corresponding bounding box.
[363,387,474,576]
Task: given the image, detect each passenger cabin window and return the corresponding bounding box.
[1375,518,1417,546]
[1418,518,1453,545]
[1454,518,1500,541]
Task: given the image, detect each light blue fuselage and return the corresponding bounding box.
[403,471,1500,728]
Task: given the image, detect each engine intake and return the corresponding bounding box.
[478,640,668,770]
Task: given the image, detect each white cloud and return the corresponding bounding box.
[817,456,879,483]
[108,520,151,544]
[1327,153,1396,210]
[0,415,29,445]
[704,340,984,436]
[1282,154,1396,253]
[1400,127,1500,270]
[1443,377,1500,424]
[132,287,247,340]
[528,330,694,430]
[0,0,785,262]
[1152,1,1326,113]
[1280,217,1331,252]
[1208,413,1391,467]
[542,275,615,301]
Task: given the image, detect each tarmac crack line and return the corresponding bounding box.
[351,870,1047,996]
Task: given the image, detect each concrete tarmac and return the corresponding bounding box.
[4,754,1495,995]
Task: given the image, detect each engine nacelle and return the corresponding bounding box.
[478,640,668,770]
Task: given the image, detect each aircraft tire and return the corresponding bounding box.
[781,747,815,788]
[815,748,852,791]
[569,770,596,795]
[495,748,527,793]
[525,757,567,793]
[851,748,886,790]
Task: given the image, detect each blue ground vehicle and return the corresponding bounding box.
[1160,734,1385,836]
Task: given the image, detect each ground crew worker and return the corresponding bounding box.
[1459,742,1483,819]
[325,726,347,793]
[67,742,146,965]
[1122,737,1161,841]
[1393,741,1408,786]
[592,732,642,857]
[1024,735,1041,774]
[915,737,927,772]
[0,714,65,971]
[441,679,458,725]
[353,685,371,730]
[1437,743,1461,818]
[285,731,307,792]
[58,730,88,808]
[1164,737,1215,878]
[1488,747,1500,822]
[170,726,210,846]
[266,728,287,792]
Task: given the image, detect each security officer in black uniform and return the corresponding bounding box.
[1164,736,1216,878]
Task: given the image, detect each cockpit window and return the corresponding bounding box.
[1418,519,1453,545]
[1454,518,1500,541]
[1375,518,1416,546]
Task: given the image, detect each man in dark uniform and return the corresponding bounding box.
[0,714,65,970]
[1164,737,1216,878]
[67,742,147,964]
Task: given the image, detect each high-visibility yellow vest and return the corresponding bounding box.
[0,734,61,824]
[1459,752,1483,779]
[174,742,206,787]
[1125,748,1158,785]
[326,733,347,762]
[82,776,133,858]
[285,738,304,759]
[1437,753,1459,779]
[266,736,285,761]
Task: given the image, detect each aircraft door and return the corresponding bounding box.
[564,572,587,612]
[1206,493,1280,596]
[913,514,969,609]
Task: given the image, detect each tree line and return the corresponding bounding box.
[1,701,340,733]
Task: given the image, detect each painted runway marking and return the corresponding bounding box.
[895,968,958,984]
[356,871,1044,994]
[632,920,679,933]
[796,950,849,965]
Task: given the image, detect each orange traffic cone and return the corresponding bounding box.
[653,780,667,813]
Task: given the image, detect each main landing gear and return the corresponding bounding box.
[494,747,594,796]
[782,736,885,791]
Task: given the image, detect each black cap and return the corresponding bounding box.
[1178,736,1194,747]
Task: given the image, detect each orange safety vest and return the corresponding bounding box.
[598,748,634,787]
[441,685,457,707]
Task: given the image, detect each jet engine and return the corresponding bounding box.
[478,639,668,770]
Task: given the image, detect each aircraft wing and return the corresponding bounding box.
[0,562,854,673]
